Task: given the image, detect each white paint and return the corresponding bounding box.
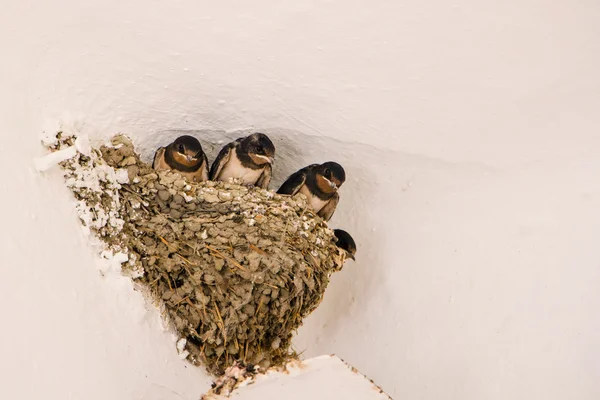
[0,153,212,399]
[2,0,600,399]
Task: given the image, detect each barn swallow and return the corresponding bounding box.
[152,135,209,182]
[209,133,275,189]
[333,229,356,261]
[276,162,346,221]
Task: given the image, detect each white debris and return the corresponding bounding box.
[39,131,130,266]
[255,205,266,214]
[102,138,123,149]
[41,131,59,147]
[112,252,129,264]
[99,250,129,276]
[202,363,258,399]
[114,168,129,184]
[176,338,190,359]
[74,135,92,156]
[126,253,144,278]
[34,145,77,172]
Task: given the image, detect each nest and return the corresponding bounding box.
[47,132,346,375]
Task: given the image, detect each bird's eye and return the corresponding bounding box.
[178,144,185,153]
[324,168,331,177]
[255,145,263,154]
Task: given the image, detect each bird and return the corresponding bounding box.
[333,229,356,261]
[152,135,209,182]
[276,161,346,221]
[209,133,275,189]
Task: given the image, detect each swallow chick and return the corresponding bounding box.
[152,135,209,182]
[276,161,346,221]
[333,229,357,261]
[209,133,275,189]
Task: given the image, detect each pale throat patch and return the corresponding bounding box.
[316,175,337,194]
[299,185,328,213]
[249,153,272,165]
[155,149,207,181]
[218,154,263,184]
[172,151,198,167]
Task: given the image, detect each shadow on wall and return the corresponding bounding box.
[133,127,389,337]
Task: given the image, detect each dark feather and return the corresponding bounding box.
[318,191,339,222]
[276,165,315,195]
[152,147,165,169]
[255,163,272,189]
[209,142,235,180]
[200,152,210,181]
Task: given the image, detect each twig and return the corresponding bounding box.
[164,274,173,291]
[175,253,193,265]
[174,296,190,306]
[159,236,178,251]
[149,276,161,286]
[255,299,263,316]
[213,300,227,346]
[249,244,268,256]
[205,244,248,272]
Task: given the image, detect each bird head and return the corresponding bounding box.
[333,229,356,261]
[170,135,204,166]
[315,161,346,194]
[242,133,275,166]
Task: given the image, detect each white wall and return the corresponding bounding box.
[0,123,213,398]
[2,1,600,399]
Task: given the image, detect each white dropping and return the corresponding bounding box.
[176,338,189,359]
[74,135,92,156]
[34,146,77,172]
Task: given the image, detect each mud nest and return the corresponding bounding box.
[47,132,347,375]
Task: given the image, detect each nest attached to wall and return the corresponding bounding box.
[47,132,346,375]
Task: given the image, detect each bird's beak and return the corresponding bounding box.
[327,178,337,190]
[186,155,194,162]
[348,253,356,261]
[255,154,274,164]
